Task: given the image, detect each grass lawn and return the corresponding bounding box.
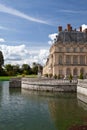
[0,76,14,81]
[0,75,37,81]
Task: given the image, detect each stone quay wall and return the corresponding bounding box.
[77,79,87,96]
[9,78,21,88]
[21,78,77,92]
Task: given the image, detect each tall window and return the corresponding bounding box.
[66,68,71,75]
[59,69,63,75]
[73,56,78,64]
[80,47,84,52]
[59,55,62,64]
[59,47,62,52]
[73,68,78,76]
[66,55,71,64]
[80,68,84,74]
[80,56,85,64]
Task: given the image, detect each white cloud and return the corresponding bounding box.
[0,26,9,30]
[48,33,58,45]
[49,33,58,41]
[0,3,49,25]
[59,9,87,14]
[81,24,87,31]
[0,38,5,42]
[0,44,49,66]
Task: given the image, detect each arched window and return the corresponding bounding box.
[73,68,78,76]
[80,68,84,74]
[59,55,62,64]
[66,68,71,75]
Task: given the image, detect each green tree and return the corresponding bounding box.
[13,64,20,75]
[0,51,4,75]
[22,64,31,75]
[0,51,4,68]
[4,64,14,76]
[32,62,38,75]
[32,62,43,75]
[4,64,13,72]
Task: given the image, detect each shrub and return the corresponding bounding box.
[58,74,61,79]
[22,74,25,77]
[54,74,57,79]
[69,74,73,80]
[44,74,48,77]
[49,73,53,78]
[79,73,83,79]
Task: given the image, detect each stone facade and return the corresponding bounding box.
[43,24,87,78]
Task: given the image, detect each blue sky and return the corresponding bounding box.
[0,0,87,65]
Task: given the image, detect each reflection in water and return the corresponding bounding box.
[78,100,87,111]
[9,88,21,95]
[0,82,87,130]
[77,93,87,104]
[48,93,87,130]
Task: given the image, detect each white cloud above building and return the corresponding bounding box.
[81,24,87,31]
[0,38,5,42]
[0,44,49,66]
[48,33,58,45]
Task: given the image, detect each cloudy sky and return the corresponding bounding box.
[0,0,87,66]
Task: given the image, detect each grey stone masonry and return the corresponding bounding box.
[22,78,77,92]
[9,78,21,88]
[77,79,87,96]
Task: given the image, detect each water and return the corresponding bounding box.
[0,81,87,130]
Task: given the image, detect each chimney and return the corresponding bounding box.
[74,28,76,31]
[70,26,72,31]
[58,26,62,32]
[80,26,82,32]
[67,24,71,31]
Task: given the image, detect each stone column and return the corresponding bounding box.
[64,55,66,65]
[71,67,73,76]
[71,55,73,64]
[78,55,80,65]
[85,55,86,65]
[78,68,80,76]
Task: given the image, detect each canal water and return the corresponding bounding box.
[0,81,87,130]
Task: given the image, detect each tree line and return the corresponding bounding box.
[0,51,43,76]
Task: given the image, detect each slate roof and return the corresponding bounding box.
[57,31,87,43]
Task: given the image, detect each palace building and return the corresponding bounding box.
[43,24,87,78]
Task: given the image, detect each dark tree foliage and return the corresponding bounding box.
[32,62,43,75]
[21,64,32,75]
[0,51,4,68]
[0,51,4,76]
